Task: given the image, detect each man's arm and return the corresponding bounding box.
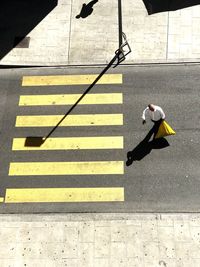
[142,107,148,124]
[158,107,165,120]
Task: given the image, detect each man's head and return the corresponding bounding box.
[148,104,155,111]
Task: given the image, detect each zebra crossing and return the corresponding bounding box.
[4,73,125,204]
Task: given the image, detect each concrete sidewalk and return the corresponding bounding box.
[1,213,200,267]
[1,0,200,66]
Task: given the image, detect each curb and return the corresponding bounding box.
[1,61,200,69]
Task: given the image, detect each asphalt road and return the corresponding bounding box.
[0,64,199,213]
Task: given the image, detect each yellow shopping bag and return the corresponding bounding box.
[155,120,176,139]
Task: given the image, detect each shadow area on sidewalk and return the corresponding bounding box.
[126,136,170,167]
[0,0,58,60]
[143,0,200,15]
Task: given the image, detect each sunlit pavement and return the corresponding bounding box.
[1,213,200,267]
[1,0,200,66]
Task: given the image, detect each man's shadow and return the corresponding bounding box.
[76,0,98,19]
[126,127,170,167]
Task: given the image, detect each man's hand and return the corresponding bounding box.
[142,120,146,125]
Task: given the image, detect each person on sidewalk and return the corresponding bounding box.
[142,104,165,141]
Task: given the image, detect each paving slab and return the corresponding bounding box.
[1,0,200,65]
[0,214,200,267]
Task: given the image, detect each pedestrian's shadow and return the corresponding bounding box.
[126,131,170,167]
[76,0,98,19]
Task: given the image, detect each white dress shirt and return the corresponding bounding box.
[142,105,165,122]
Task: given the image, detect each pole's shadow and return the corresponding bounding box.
[24,51,121,147]
[25,136,45,147]
[126,127,170,167]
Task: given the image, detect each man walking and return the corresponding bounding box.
[142,104,165,140]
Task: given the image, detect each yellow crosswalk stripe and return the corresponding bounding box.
[5,187,124,203]
[9,161,124,176]
[12,136,124,150]
[0,197,4,203]
[19,93,123,106]
[15,114,123,127]
[22,74,122,86]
